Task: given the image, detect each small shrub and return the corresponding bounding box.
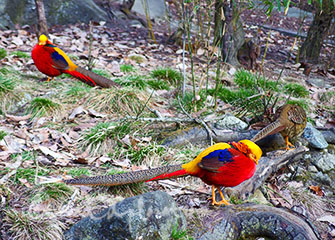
[284,83,309,98]
[120,64,135,73]
[11,51,30,58]
[0,48,7,59]
[29,97,61,117]
[151,68,182,85]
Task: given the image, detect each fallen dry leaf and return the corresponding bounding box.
[309,185,324,196]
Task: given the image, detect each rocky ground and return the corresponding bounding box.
[0,1,335,240]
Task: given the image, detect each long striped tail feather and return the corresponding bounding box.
[251,120,286,143]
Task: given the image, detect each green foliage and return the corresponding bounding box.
[29,97,61,117]
[147,78,170,90]
[126,143,165,164]
[92,69,111,78]
[0,74,16,94]
[14,168,49,184]
[0,130,7,140]
[34,183,72,202]
[171,225,191,240]
[115,75,148,89]
[4,209,64,240]
[151,67,181,85]
[0,48,7,59]
[178,90,207,113]
[120,64,135,73]
[66,82,91,97]
[284,83,309,98]
[286,99,309,111]
[68,168,92,177]
[11,51,30,58]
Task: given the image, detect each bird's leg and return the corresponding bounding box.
[46,77,54,82]
[285,136,295,150]
[211,185,230,206]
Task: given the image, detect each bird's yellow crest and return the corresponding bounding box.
[38,34,48,45]
[239,139,262,164]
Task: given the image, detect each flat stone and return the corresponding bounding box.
[215,114,248,131]
[303,122,328,149]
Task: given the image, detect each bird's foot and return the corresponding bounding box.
[212,199,230,206]
[285,137,295,150]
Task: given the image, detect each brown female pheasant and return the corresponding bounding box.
[251,104,307,150]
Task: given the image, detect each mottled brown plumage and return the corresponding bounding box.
[251,104,307,150]
[63,164,183,186]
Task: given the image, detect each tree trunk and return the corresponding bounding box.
[214,0,245,66]
[299,0,334,64]
[34,0,49,37]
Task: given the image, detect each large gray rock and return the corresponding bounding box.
[303,122,328,149]
[132,0,166,19]
[1,0,108,29]
[310,152,335,173]
[215,114,248,131]
[65,191,186,240]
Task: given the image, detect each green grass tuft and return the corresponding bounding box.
[147,78,170,90]
[115,75,148,89]
[284,83,309,98]
[151,68,181,86]
[28,97,61,118]
[65,82,91,97]
[120,64,135,73]
[0,74,16,94]
[14,168,49,184]
[286,99,309,111]
[0,48,7,59]
[0,130,7,140]
[33,183,73,203]
[11,51,30,58]
[68,168,92,177]
[4,209,65,240]
[92,69,111,78]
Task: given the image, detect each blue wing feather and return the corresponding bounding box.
[45,43,69,70]
[203,149,233,163]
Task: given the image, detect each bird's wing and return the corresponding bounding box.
[43,43,75,71]
[198,148,235,172]
[287,105,306,124]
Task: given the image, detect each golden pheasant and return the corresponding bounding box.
[251,104,307,150]
[31,34,120,88]
[63,140,262,205]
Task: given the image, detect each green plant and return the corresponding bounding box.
[0,74,15,94]
[33,183,73,203]
[120,64,135,73]
[11,51,30,58]
[286,99,309,111]
[68,168,92,177]
[4,209,65,240]
[115,75,148,89]
[147,78,170,90]
[65,82,91,97]
[0,130,7,140]
[171,224,190,240]
[28,97,61,117]
[151,68,182,85]
[284,83,309,98]
[126,143,165,164]
[0,48,7,59]
[177,90,207,113]
[14,167,49,184]
[92,69,111,78]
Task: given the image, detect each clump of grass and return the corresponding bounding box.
[92,69,111,78]
[115,75,148,89]
[177,90,207,113]
[121,142,165,164]
[14,167,49,184]
[3,209,65,240]
[11,51,30,58]
[147,78,170,90]
[0,74,16,94]
[284,83,309,98]
[32,183,73,203]
[68,168,92,177]
[120,64,135,73]
[0,130,7,140]
[86,88,152,115]
[0,48,7,59]
[78,121,133,155]
[28,97,61,118]
[65,82,91,97]
[286,99,309,111]
[171,224,188,240]
[151,67,182,86]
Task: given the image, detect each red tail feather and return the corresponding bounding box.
[65,70,97,86]
[146,169,188,182]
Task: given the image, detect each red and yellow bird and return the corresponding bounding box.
[31,34,120,88]
[62,140,262,205]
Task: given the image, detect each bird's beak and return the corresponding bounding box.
[249,153,258,165]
